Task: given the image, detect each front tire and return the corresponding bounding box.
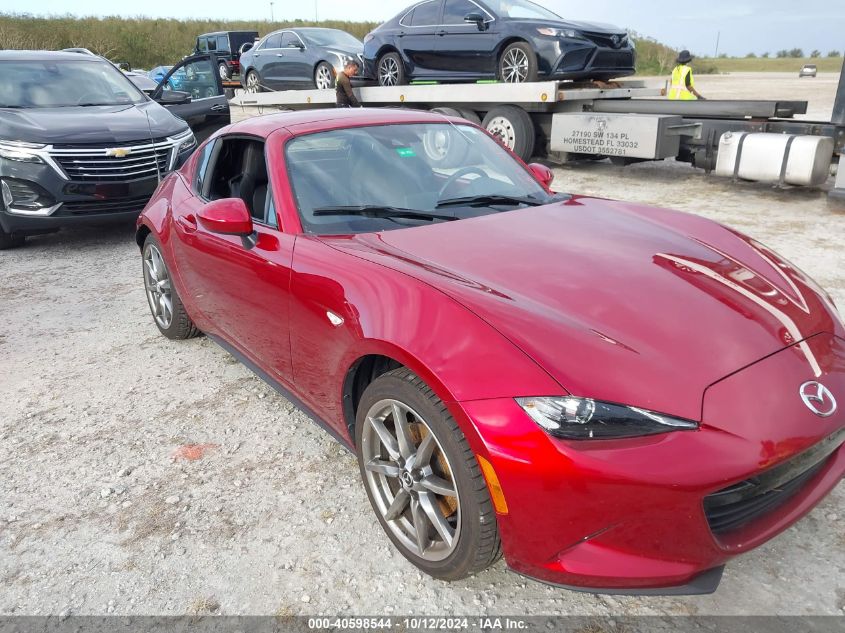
[245,69,263,93]
[377,52,407,87]
[498,42,537,83]
[142,235,200,340]
[356,368,501,581]
[314,61,335,90]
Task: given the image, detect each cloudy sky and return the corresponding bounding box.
[3,0,843,56]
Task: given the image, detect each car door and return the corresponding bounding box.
[398,0,444,75]
[433,0,499,75]
[253,33,284,88]
[279,31,313,88]
[169,135,295,380]
[155,55,230,143]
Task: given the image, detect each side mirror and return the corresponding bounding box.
[528,163,554,188]
[197,198,254,236]
[156,89,192,105]
[464,13,486,30]
[291,41,305,50]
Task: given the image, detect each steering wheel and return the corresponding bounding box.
[438,166,491,197]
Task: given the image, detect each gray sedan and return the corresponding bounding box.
[239,28,365,92]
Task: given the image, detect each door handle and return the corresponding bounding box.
[210,103,228,111]
[276,53,284,57]
[177,214,197,233]
[436,30,447,36]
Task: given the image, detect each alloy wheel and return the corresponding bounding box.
[501,48,529,83]
[315,64,334,90]
[143,244,173,330]
[379,57,400,86]
[218,64,229,81]
[246,72,260,93]
[361,398,461,561]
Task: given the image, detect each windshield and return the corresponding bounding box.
[286,123,555,235]
[299,29,363,49]
[0,59,147,108]
[485,0,563,20]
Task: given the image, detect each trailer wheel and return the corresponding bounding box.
[424,108,470,167]
[456,108,481,125]
[482,105,535,161]
[377,52,407,87]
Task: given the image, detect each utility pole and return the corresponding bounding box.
[315,0,319,22]
[270,1,274,21]
[714,31,721,58]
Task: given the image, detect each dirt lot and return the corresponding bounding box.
[1,73,843,617]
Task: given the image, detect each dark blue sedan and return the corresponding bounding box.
[363,0,635,85]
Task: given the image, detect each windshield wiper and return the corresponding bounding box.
[436,194,545,209]
[313,205,457,222]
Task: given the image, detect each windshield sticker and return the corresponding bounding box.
[395,147,416,158]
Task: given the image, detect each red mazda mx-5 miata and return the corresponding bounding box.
[136,108,844,594]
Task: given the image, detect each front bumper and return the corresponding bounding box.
[454,332,845,593]
[533,36,636,81]
[0,146,192,236]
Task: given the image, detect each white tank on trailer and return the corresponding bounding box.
[715,132,834,186]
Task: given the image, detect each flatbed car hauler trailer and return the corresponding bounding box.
[230,58,845,201]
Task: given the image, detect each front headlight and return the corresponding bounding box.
[0,140,46,164]
[171,129,196,153]
[536,27,581,39]
[516,396,698,440]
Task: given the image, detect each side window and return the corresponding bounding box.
[263,33,282,49]
[170,58,219,100]
[442,0,481,23]
[217,35,229,52]
[409,0,441,26]
[207,37,217,52]
[194,139,217,197]
[206,138,270,224]
[197,38,207,52]
[280,32,302,48]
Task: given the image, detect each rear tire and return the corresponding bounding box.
[356,368,501,581]
[0,227,25,250]
[377,52,407,87]
[218,62,231,81]
[482,105,535,161]
[142,235,200,340]
[498,42,537,83]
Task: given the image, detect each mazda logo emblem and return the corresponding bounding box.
[799,381,837,418]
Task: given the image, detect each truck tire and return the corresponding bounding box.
[482,105,535,161]
[377,52,407,87]
[498,42,537,83]
[218,62,231,81]
[425,108,470,167]
[0,227,25,250]
[456,108,481,125]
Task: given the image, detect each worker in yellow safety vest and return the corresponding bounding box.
[668,50,706,100]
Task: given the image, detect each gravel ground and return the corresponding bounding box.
[1,74,843,618]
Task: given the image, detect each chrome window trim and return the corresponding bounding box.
[399,0,442,28]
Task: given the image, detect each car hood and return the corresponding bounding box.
[321,197,844,421]
[511,18,627,35]
[0,101,187,145]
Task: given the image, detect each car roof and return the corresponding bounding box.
[199,31,257,36]
[0,50,108,62]
[227,108,469,137]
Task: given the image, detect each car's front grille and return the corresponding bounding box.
[582,31,629,49]
[592,50,635,68]
[60,195,151,216]
[49,139,173,182]
[703,429,844,536]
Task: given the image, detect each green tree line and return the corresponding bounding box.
[0,13,706,76]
